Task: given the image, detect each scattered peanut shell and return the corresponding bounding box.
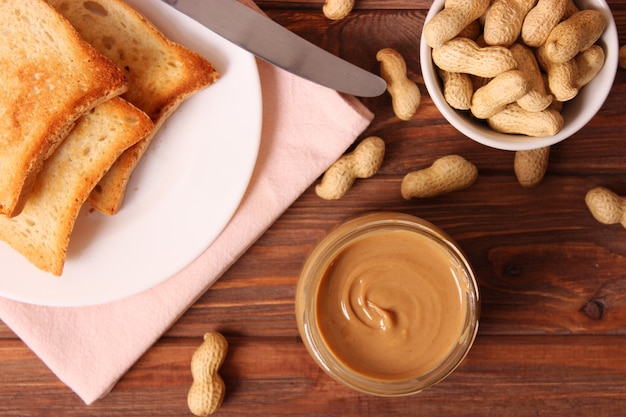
[323,0,354,20]
[377,48,421,120]
[514,147,550,188]
[188,332,228,416]
[401,155,478,200]
[585,187,626,227]
[316,136,385,200]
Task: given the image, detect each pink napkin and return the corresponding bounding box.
[0,52,374,403]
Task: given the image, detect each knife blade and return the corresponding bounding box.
[161,0,387,97]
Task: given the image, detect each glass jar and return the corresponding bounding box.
[295,212,480,396]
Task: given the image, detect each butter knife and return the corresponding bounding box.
[161,0,387,97]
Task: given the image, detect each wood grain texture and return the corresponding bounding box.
[2,1,626,416]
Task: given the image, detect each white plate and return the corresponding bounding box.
[0,0,262,307]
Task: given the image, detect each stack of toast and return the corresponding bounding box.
[0,0,219,275]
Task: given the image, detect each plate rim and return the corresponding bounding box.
[0,0,262,307]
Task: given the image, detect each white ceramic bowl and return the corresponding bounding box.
[420,0,619,151]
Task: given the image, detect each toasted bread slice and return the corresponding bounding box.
[0,97,153,276]
[0,0,128,217]
[48,0,220,215]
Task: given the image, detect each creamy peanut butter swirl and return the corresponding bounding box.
[316,229,468,381]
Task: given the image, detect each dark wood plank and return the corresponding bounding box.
[3,335,626,416]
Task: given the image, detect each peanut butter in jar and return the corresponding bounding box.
[295,212,480,396]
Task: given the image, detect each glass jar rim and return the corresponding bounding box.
[295,211,480,396]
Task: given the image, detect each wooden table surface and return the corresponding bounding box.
[3,0,626,415]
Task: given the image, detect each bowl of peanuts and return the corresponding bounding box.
[420,0,619,151]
